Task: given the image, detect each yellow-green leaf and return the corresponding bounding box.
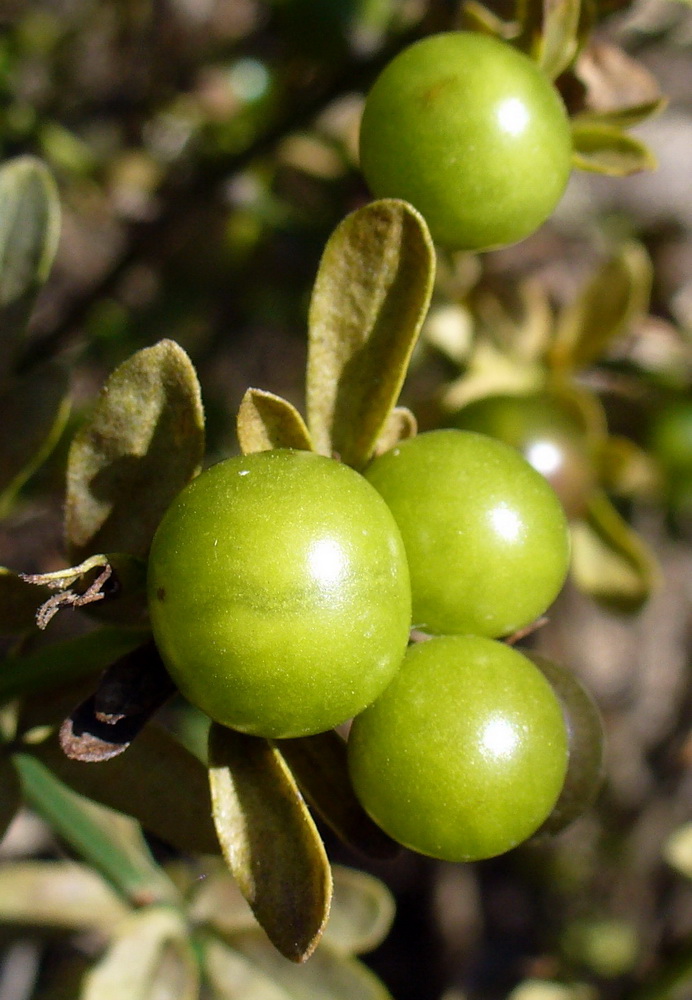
[572,98,667,131]
[570,491,660,613]
[373,406,417,457]
[81,906,199,1000]
[306,199,434,469]
[237,388,313,454]
[572,122,657,176]
[208,723,332,962]
[538,0,582,80]
[65,339,204,561]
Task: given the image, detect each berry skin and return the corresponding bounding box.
[147,449,412,739]
[347,635,570,862]
[363,429,571,638]
[359,31,573,251]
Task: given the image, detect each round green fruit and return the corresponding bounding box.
[364,429,571,638]
[358,31,573,251]
[347,635,569,861]
[451,392,596,519]
[147,449,411,738]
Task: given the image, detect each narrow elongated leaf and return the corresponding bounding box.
[226,930,394,1000]
[572,123,657,176]
[237,388,313,454]
[0,156,61,379]
[0,755,21,841]
[322,867,396,956]
[0,861,129,932]
[81,906,199,1000]
[275,731,399,859]
[551,244,652,372]
[65,339,204,561]
[28,724,220,856]
[0,361,71,515]
[570,491,660,613]
[573,98,667,130]
[306,199,434,469]
[0,625,147,705]
[0,567,51,635]
[538,0,581,80]
[13,752,178,907]
[208,723,332,962]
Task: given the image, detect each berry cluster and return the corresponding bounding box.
[148,429,602,862]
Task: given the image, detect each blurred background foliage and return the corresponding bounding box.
[0,1,691,999]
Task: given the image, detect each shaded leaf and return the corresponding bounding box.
[0,361,71,515]
[373,407,417,457]
[201,933,292,1000]
[237,388,313,454]
[0,754,21,842]
[572,122,657,175]
[323,867,396,957]
[0,156,61,379]
[65,339,204,561]
[0,861,129,933]
[0,625,147,705]
[28,724,220,856]
[208,722,332,962]
[306,199,434,469]
[188,863,258,937]
[570,491,660,613]
[226,930,394,1000]
[538,0,582,80]
[275,731,400,859]
[551,244,652,371]
[13,752,178,907]
[572,98,667,130]
[0,567,51,636]
[574,41,663,114]
[597,435,660,498]
[81,906,199,1000]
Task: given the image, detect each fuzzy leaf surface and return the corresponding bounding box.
[0,156,61,379]
[237,388,313,454]
[65,339,204,561]
[208,722,332,962]
[306,199,434,469]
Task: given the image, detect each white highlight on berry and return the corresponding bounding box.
[496,96,530,137]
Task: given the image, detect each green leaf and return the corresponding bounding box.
[597,434,660,498]
[0,861,130,933]
[306,199,434,469]
[0,360,71,516]
[0,156,61,380]
[81,906,199,1000]
[13,752,178,907]
[28,724,220,856]
[460,2,515,39]
[0,754,21,841]
[0,567,51,635]
[208,722,332,962]
[572,98,667,130]
[538,0,582,80]
[221,930,394,1000]
[0,625,147,705]
[572,122,657,176]
[65,339,205,561]
[322,867,395,957]
[373,407,417,457]
[570,491,660,613]
[551,243,652,372]
[275,731,400,859]
[237,388,313,454]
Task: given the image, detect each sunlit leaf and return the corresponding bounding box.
[551,244,652,371]
[0,861,129,933]
[572,122,657,176]
[538,0,582,80]
[306,199,434,469]
[237,388,313,454]
[373,407,417,457]
[65,339,204,561]
[0,156,61,379]
[0,360,71,516]
[276,731,400,859]
[200,933,291,1000]
[663,822,692,880]
[208,722,332,962]
[323,867,396,956]
[0,625,147,705]
[28,724,220,856]
[81,906,199,1000]
[570,491,660,613]
[13,752,178,907]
